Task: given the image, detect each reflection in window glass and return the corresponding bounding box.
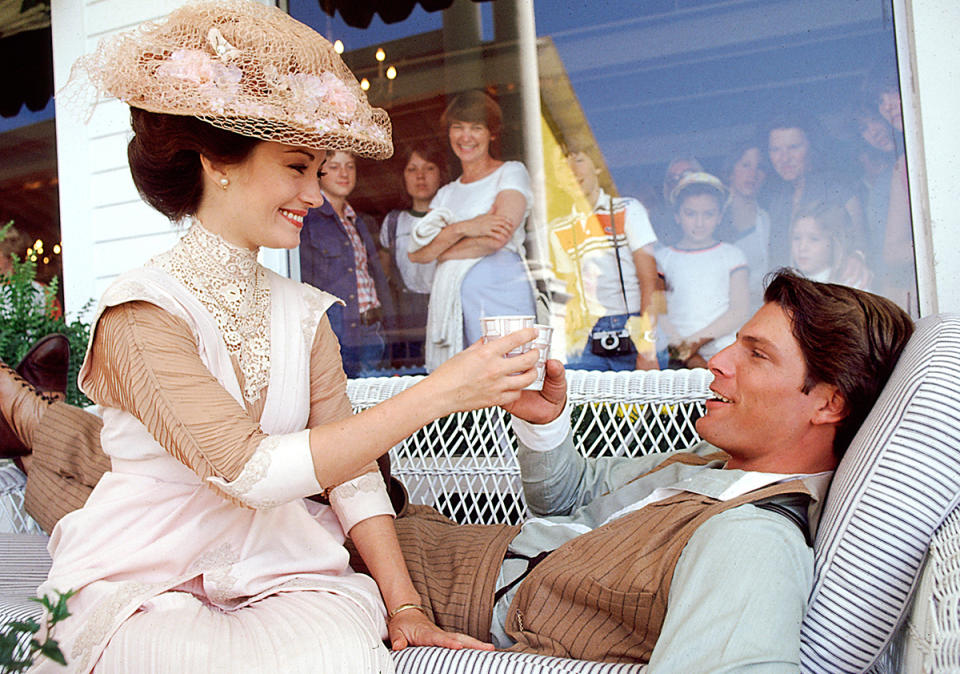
[290,0,913,376]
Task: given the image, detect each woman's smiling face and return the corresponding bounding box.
[448,119,492,164]
[214,141,326,250]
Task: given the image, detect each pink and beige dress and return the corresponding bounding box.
[32,222,396,673]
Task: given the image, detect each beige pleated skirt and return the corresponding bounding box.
[93,590,395,674]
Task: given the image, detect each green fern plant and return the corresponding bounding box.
[0,226,93,406]
[0,590,74,673]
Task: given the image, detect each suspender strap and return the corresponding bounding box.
[755,501,813,547]
[495,550,553,603]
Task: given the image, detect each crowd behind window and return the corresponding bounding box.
[292,2,915,377]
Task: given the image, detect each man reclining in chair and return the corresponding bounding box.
[2,270,913,670]
[387,269,913,669]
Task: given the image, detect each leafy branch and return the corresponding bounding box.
[0,590,74,673]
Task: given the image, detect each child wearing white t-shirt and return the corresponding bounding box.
[654,173,750,368]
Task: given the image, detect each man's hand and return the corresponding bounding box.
[501,359,567,425]
[388,608,495,652]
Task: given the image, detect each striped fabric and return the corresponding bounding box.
[394,646,647,673]
[801,314,960,672]
[0,533,51,656]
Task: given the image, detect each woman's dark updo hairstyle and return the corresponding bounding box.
[128,108,260,221]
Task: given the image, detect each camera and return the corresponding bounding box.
[590,328,635,356]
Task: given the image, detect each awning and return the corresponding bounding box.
[0,25,52,117]
[0,1,496,118]
[315,0,490,29]
[0,0,51,118]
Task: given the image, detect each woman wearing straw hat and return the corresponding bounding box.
[33,2,537,671]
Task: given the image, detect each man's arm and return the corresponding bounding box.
[506,360,679,517]
[516,424,671,517]
[648,505,811,673]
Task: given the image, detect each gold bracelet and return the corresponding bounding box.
[388,603,426,620]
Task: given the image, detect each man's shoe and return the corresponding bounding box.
[0,336,67,465]
[15,334,69,398]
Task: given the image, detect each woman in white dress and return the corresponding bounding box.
[409,91,536,371]
[33,3,539,672]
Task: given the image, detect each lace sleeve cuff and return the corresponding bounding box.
[206,429,322,508]
[329,470,395,533]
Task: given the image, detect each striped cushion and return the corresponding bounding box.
[801,313,960,672]
[0,533,51,656]
[393,646,647,673]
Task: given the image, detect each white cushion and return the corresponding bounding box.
[801,313,960,672]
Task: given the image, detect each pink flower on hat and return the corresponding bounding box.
[286,71,357,120]
[157,48,241,112]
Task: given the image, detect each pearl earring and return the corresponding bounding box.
[220,177,229,190]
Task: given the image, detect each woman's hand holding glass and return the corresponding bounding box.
[426,327,539,413]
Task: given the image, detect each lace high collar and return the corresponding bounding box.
[184,219,260,282]
[151,219,271,404]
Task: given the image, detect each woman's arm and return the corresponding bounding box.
[843,193,868,257]
[408,224,466,263]
[883,155,914,266]
[309,332,538,486]
[350,515,494,651]
[629,247,660,370]
[84,301,540,502]
[631,246,658,319]
[436,189,527,261]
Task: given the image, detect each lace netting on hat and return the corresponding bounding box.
[66,0,392,159]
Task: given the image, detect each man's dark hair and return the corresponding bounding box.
[764,269,914,458]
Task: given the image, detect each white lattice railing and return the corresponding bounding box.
[348,369,714,525]
[0,460,42,534]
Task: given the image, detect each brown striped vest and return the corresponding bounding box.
[504,452,812,663]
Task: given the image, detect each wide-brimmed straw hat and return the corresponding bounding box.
[69,0,392,159]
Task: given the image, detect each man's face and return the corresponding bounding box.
[696,302,834,468]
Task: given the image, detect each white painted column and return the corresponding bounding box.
[898,0,960,314]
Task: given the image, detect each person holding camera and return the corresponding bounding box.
[555,144,660,371]
[655,172,750,369]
